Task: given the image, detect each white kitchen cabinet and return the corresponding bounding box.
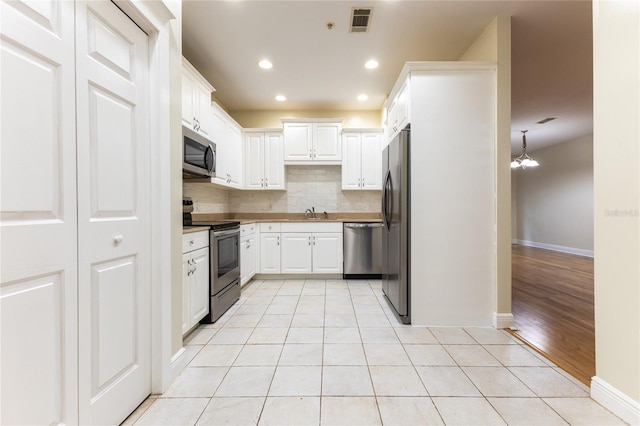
[245,130,285,190]
[384,78,410,143]
[182,57,214,139]
[283,120,343,164]
[342,130,382,190]
[281,233,313,273]
[240,223,257,285]
[311,232,343,273]
[182,231,210,336]
[259,223,281,273]
[281,231,343,273]
[210,102,243,189]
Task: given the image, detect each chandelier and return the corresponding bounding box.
[511,130,539,169]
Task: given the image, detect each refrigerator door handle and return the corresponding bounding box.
[383,170,392,231]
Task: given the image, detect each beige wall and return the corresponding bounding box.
[592,0,640,414]
[459,16,513,323]
[230,110,382,129]
[230,166,380,213]
[184,167,380,214]
[168,1,183,357]
[514,134,594,253]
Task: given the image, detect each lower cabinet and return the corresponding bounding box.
[260,222,343,274]
[182,231,210,336]
[281,232,343,273]
[260,232,281,273]
[240,224,257,285]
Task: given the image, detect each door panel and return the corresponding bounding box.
[0,0,78,424]
[281,233,312,273]
[361,133,381,190]
[312,233,343,273]
[76,1,150,424]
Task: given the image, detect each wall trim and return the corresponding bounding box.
[166,348,187,393]
[493,312,515,329]
[591,376,640,425]
[512,239,594,258]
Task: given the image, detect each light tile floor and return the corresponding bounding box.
[124,279,626,426]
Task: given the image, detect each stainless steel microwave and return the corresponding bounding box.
[183,125,216,178]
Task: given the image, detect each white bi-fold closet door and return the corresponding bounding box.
[0,1,152,424]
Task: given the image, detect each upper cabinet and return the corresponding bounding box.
[245,130,285,190]
[210,102,243,189]
[384,78,410,144]
[182,58,214,140]
[342,130,383,190]
[283,120,343,164]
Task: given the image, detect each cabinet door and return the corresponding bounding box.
[245,133,265,189]
[240,238,249,285]
[281,233,312,273]
[395,80,410,131]
[246,236,257,281]
[226,122,243,188]
[283,123,312,161]
[181,69,196,129]
[210,106,229,186]
[312,233,343,273]
[190,247,210,324]
[314,123,341,161]
[264,132,285,189]
[341,133,362,190]
[260,233,281,273]
[195,83,212,138]
[360,132,382,190]
[182,253,191,334]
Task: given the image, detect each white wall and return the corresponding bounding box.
[231,110,382,129]
[591,1,640,423]
[514,134,594,255]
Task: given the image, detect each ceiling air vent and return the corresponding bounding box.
[350,7,373,33]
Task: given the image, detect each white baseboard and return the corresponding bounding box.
[591,376,640,425]
[169,347,187,384]
[512,239,594,258]
[493,312,515,329]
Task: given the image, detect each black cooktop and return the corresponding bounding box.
[191,220,240,231]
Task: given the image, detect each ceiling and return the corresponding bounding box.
[182,1,593,153]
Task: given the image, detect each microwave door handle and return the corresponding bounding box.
[211,144,216,173]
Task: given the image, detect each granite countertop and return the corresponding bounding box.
[183,213,382,233]
[193,212,382,225]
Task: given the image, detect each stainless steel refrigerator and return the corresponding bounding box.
[382,128,410,324]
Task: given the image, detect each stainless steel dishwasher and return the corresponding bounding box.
[343,222,383,278]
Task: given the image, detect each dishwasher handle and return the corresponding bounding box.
[344,223,383,229]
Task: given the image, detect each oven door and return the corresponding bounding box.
[211,228,240,294]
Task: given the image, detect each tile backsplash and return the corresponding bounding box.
[184,166,381,214]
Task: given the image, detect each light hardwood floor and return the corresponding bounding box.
[509,244,595,386]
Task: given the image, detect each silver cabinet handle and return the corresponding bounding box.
[186,259,192,276]
[277,236,280,246]
[261,178,264,188]
[313,236,316,245]
[265,178,268,187]
[308,236,311,246]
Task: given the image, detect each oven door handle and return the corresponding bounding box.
[212,228,240,238]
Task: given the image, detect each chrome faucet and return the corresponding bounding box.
[304,207,317,219]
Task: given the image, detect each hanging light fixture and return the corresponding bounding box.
[511,130,539,169]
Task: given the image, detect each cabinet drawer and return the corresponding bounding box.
[281,222,343,233]
[241,223,256,236]
[260,222,281,233]
[182,230,209,253]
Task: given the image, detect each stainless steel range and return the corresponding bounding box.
[184,198,240,323]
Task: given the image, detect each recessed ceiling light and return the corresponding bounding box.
[275,95,286,102]
[365,59,379,69]
[258,59,273,69]
[357,94,368,101]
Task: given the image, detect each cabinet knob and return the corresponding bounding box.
[113,234,124,245]
[189,239,194,245]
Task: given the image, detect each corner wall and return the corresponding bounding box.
[514,134,594,256]
[592,0,640,423]
[459,16,513,327]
